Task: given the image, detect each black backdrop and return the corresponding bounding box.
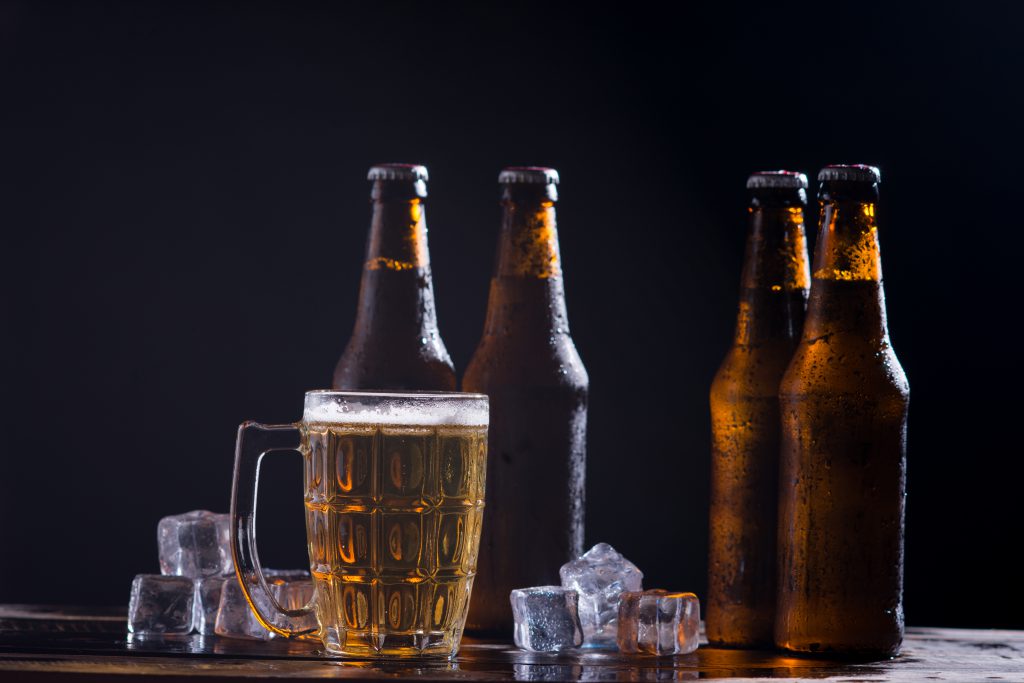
[1,1,1021,629]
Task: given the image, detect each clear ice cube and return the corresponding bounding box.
[127,574,195,635]
[194,576,227,635]
[214,575,273,640]
[268,572,318,633]
[616,590,700,656]
[559,543,643,649]
[510,586,584,652]
[214,570,316,640]
[157,510,232,578]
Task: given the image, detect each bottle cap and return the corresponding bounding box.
[367,164,429,182]
[817,164,880,184]
[746,171,808,190]
[498,167,560,185]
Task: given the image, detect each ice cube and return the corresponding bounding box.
[214,570,316,640]
[559,543,643,649]
[157,510,232,578]
[511,586,584,652]
[194,576,227,635]
[267,570,318,634]
[265,569,313,602]
[617,590,700,656]
[127,574,195,635]
[214,575,273,640]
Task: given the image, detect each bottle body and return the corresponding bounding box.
[775,167,908,657]
[333,165,456,391]
[707,175,810,647]
[462,170,588,633]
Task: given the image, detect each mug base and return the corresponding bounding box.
[321,626,460,659]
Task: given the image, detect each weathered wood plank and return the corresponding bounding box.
[0,606,1021,681]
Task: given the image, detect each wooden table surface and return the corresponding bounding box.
[0,605,1021,682]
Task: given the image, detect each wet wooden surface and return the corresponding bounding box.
[0,605,1021,681]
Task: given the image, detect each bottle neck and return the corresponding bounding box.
[804,197,889,341]
[353,195,439,339]
[364,197,430,272]
[733,204,810,345]
[495,186,562,279]
[483,186,570,337]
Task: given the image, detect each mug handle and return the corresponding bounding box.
[230,421,317,638]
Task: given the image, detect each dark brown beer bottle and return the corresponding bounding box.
[462,167,588,633]
[776,165,909,657]
[708,171,810,647]
[333,164,456,391]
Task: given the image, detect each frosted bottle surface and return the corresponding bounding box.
[775,165,908,657]
[707,171,810,647]
[333,164,456,391]
[462,167,588,633]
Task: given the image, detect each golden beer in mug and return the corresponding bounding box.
[231,390,488,658]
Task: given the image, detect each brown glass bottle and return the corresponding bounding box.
[333,164,456,391]
[776,165,909,657]
[462,167,588,633]
[708,171,810,647]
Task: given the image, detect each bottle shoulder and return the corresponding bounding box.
[341,330,454,363]
[780,338,909,399]
[711,342,797,400]
[333,365,457,392]
[464,333,588,391]
[334,337,457,391]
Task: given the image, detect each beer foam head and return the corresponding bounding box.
[303,391,488,427]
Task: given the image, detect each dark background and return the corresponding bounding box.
[1,1,1021,629]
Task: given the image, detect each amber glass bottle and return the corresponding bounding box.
[776,165,909,657]
[333,164,456,391]
[462,167,588,633]
[708,171,810,647]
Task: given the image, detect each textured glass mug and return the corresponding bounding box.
[230,390,488,658]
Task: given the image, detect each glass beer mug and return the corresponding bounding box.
[230,390,488,658]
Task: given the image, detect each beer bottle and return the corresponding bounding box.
[333,164,456,391]
[776,165,909,657]
[462,167,588,633]
[708,171,810,647]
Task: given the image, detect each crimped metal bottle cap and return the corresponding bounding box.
[367,164,429,182]
[498,167,560,185]
[818,164,880,184]
[746,170,808,190]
